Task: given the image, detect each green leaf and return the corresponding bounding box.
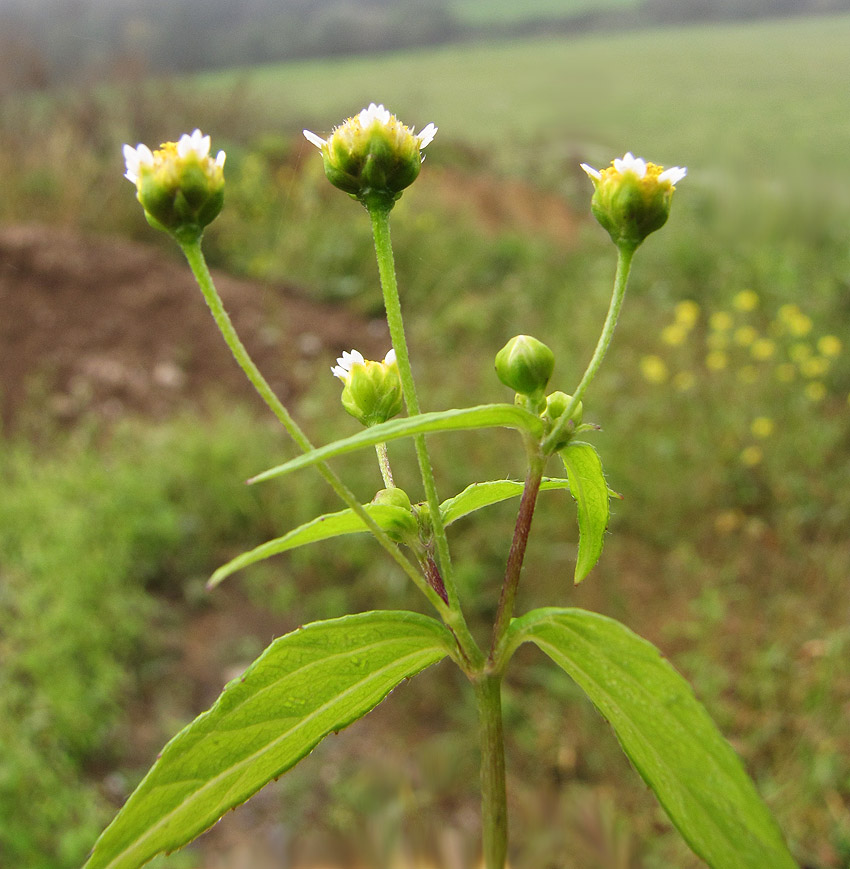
[208,503,416,588]
[560,441,610,583]
[85,611,453,869]
[508,608,798,869]
[440,478,571,526]
[249,404,543,485]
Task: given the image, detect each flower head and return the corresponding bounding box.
[332,348,403,427]
[123,129,226,243]
[304,104,436,211]
[580,152,686,250]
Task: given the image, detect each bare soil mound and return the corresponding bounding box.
[0,224,386,430]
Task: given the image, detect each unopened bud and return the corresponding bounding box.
[543,391,583,450]
[495,335,555,399]
[372,487,417,542]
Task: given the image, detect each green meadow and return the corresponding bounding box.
[2,13,849,868]
[449,0,640,25]
[198,13,850,186]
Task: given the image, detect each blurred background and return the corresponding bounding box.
[1,1,849,867]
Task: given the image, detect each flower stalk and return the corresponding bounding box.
[368,208,459,600]
[543,243,635,454]
[179,240,446,614]
[375,442,395,488]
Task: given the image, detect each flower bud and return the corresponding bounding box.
[580,152,686,250]
[332,348,403,427]
[123,129,225,243]
[372,486,412,511]
[495,335,555,399]
[303,103,436,212]
[542,391,583,450]
[372,487,417,543]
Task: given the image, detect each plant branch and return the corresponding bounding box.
[180,240,446,614]
[490,451,545,661]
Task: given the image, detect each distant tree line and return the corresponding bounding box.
[2,0,848,91]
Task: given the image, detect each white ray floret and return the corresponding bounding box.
[331,349,366,382]
[303,104,437,152]
[580,152,687,186]
[613,152,647,177]
[659,165,688,185]
[123,143,154,184]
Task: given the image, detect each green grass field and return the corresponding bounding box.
[197,13,850,191]
[2,13,850,868]
[449,0,639,25]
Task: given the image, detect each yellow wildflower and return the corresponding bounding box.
[710,311,734,332]
[661,324,688,346]
[640,354,669,384]
[706,350,728,371]
[734,326,758,347]
[750,338,776,361]
[804,382,827,402]
[750,417,774,439]
[674,300,700,328]
[739,446,763,467]
[799,356,831,379]
[789,342,812,363]
[732,289,759,312]
[775,304,812,337]
[818,335,842,358]
[707,332,729,350]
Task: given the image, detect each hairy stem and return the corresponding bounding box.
[475,674,508,869]
[368,207,483,667]
[375,442,395,488]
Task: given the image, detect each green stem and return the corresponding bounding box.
[179,239,444,613]
[368,207,482,667]
[543,243,636,453]
[375,442,395,488]
[475,674,508,869]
